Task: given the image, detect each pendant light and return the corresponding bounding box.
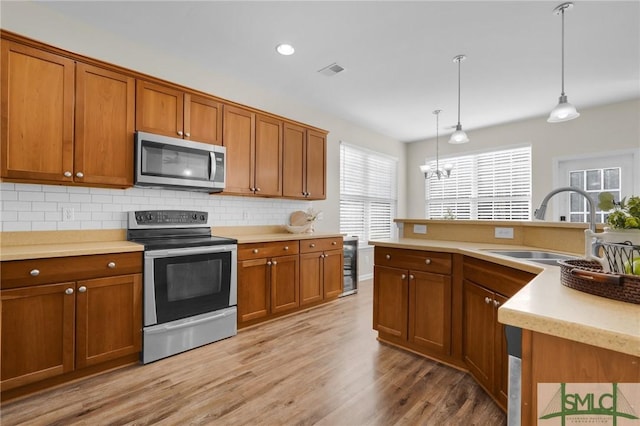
[548,2,580,123]
[449,54,469,144]
[420,110,453,180]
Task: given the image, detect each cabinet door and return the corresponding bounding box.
[305,129,326,200]
[254,115,282,197]
[1,282,76,391]
[494,292,509,408]
[373,265,408,339]
[270,254,299,314]
[75,63,135,187]
[463,280,494,391]
[237,258,270,323]
[1,41,74,182]
[223,105,255,195]
[135,80,184,138]
[409,271,452,356]
[185,93,222,145]
[299,252,323,306]
[282,122,306,198]
[322,249,344,299]
[75,274,142,369]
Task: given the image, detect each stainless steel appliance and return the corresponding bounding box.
[127,210,237,364]
[341,236,358,296]
[134,131,226,192]
[505,325,522,426]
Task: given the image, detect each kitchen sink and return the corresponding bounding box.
[486,250,578,266]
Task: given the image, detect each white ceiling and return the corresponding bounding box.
[26,1,640,142]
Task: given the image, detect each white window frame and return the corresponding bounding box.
[425,145,532,220]
[340,142,398,247]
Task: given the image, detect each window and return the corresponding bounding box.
[568,167,620,223]
[425,146,532,220]
[340,143,398,245]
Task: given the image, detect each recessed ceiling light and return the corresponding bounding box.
[276,44,295,56]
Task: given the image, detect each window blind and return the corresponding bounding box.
[340,143,398,244]
[425,146,531,220]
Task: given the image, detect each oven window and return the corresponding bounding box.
[153,251,232,324]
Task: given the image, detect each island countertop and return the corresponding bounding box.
[369,238,640,357]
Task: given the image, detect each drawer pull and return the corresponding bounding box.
[107,262,116,269]
[267,261,272,266]
[484,297,492,304]
[78,286,87,293]
[425,259,432,265]
[401,274,406,279]
[253,249,259,254]
[65,288,74,295]
[409,274,415,280]
[272,260,277,266]
[332,241,337,245]
[385,254,391,260]
[30,269,40,277]
[310,243,316,248]
[284,246,289,251]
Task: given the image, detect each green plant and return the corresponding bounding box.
[598,193,640,229]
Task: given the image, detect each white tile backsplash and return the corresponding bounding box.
[0,183,311,232]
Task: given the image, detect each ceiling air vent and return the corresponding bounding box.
[318,63,345,77]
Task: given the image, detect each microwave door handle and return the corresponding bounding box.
[209,152,216,180]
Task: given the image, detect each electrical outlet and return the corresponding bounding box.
[62,207,75,222]
[413,224,427,234]
[494,227,514,239]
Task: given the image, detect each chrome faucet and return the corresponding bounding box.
[534,186,596,232]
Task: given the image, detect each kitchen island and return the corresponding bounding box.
[370,219,639,425]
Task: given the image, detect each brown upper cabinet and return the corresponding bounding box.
[1,41,135,188]
[222,106,283,197]
[282,123,327,200]
[135,80,223,145]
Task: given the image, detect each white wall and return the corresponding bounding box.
[0,2,406,236]
[406,99,640,219]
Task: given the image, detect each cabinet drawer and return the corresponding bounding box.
[1,252,143,289]
[238,241,299,260]
[375,247,451,274]
[299,237,343,253]
[463,256,535,298]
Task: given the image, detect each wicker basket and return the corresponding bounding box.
[558,259,640,304]
[599,241,640,274]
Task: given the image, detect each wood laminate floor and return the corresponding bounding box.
[0,279,506,426]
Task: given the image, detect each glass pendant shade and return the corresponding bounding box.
[448,124,469,144]
[547,94,580,122]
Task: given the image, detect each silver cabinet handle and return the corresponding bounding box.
[78,286,87,293]
[267,260,272,266]
[385,254,391,260]
[401,274,407,280]
[310,243,316,248]
[332,241,337,245]
[253,249,259,254]
[30,269,40,276]
[256,188,261,192]
[484,297,492,304]
[284,246,289,251]
[64,171,72,177]
[425,259,432,265]
[76,172,84,178]
[272,260,277,265]
[107,262,116,269]
[65,288,74,295]
[185,132,190,137]
[177,130,183,136]
[493,299,501,308]
[409,274,415,280]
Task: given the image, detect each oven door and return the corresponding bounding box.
[143,244,237,327]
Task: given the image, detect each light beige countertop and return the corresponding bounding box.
[369,238,640,357]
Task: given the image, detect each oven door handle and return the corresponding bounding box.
[147,311,233,334]
[145,245,236,258]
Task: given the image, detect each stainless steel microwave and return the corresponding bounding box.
[134,132,226,192]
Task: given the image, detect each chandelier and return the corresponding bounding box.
[420,110,453,180]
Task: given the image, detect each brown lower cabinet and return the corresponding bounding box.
[1,253,142,400]
[237,237,343,328]
[372,248,535,412]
